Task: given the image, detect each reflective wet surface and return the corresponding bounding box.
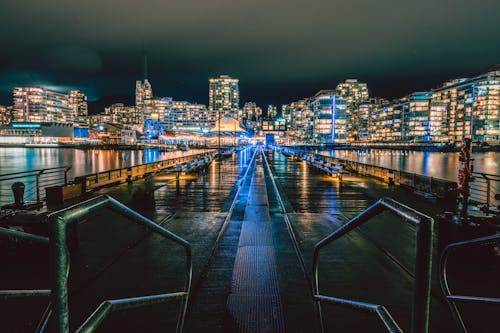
[320,149,500,181]
[0,147,497,332]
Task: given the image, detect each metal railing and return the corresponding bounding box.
[0,195,192,333]
[469,172,500,209]
[312,198,434,333]
[439,234,500,333]
[0,166,71,206]
[74,151,216,192]
[291,150,457,200]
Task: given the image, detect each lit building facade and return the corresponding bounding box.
[135,79,153,122]
[267,105,277,119]
[164,101,216,133]
[311,90,347,144]
[336,79,369,140]
[431,70,499,144]
[0,105,14,125]
[68,90,88,126]
[281,99,313,142]
[13,87,75,124]
[104,103,142,125]
[209,75,239,116]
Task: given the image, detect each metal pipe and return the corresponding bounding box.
[0,226,49,243]
[0,289,51,299]
[49,216,70,333]
[439,233,500,333]
[312,197,433,333]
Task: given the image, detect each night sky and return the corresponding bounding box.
[0,0,498,113]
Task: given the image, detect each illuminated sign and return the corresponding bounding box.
[12,123,41,129]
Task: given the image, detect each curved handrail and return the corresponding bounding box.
[312,197,434,333]
[439,233,500,333]
[46,194,192,333]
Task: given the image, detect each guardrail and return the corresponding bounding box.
[74,151,216,193]
[439,234,500,333]
[469,172,500,209]
[312,197,434,333]
[0,166,71,206]
[0,195,192,333]
[286,149,459,201]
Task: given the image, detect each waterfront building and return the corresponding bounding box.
[13,87,75,124]
[164,101,216,133]
[336,79,369,140]
[242,102,263,122]
[281,99,313,143]
[68,90,88,127]
[0,105,14,125]
[370,93,432,142]
[431,69,499,144]
[152,97,173,124]
[0,122,74,145]
[135,79,153,122]
[403,92,433,142]
[311,90,347,144]
[355,98,382,141]
[104,103,142,125]
[209,75,239,117]
[267,105,277,119]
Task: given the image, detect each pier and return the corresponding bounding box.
[0,146,498,332]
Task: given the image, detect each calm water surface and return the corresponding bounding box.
[0,147,210,179]
[319,149,499,181]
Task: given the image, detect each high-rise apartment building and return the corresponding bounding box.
[311,90,347,144]
[135,79,153,122]
[267,105,277,119]
[209,75,239,116]
[281,99,313,142]
[13,87,75,123]
[0,105,14,125]
[68,90,88,126]
[104,103,142,125]
[243,102,262,121]
[431,70,499,144]
[336,79,369,140]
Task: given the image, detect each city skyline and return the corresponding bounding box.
[0,0,498,110]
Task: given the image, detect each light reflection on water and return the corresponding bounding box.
[0,148,210,179]
[320,149,499,181]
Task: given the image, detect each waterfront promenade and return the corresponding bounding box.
[1,147,497,332]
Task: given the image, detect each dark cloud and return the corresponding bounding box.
[0,0,498,110]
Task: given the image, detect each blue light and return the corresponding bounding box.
[12,123,41,129]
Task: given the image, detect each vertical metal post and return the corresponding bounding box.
[36,170,44,202]
[411,217,433,333]
[485,177,490,209]
[50,217,70,333]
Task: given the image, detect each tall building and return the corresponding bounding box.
[311,90,347,144]
[135,79,153,122]
[68,90,88,126]
[336,79,369,141]
[104,103,142,125]
[356,98,388,142]
[243,102,261,121]
[267,105,277,119]
[431,70,499,144]
[209,75,239,116]
[0,105,14,125]
[282,99,313,142]
[13,87,74,123]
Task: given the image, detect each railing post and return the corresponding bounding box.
[49,216,70,333]
[36,170,44,202]
[485,177,490,208]
[411,216,433,333]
